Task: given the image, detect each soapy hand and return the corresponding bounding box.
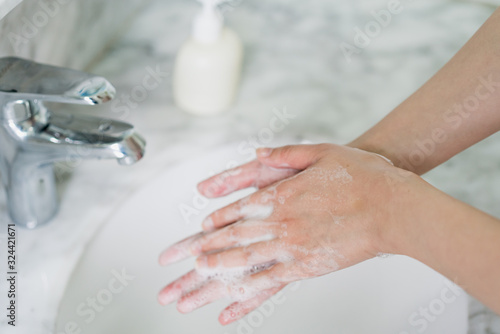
[158,144,416,325]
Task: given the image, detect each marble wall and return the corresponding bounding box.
[0,0,151,70]
[0,0,22,20]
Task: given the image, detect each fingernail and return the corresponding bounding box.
[158,252,174,266]
[158,289,178,305]
[199,183,216,198]
[220,310,237,325]
[159,246,188,266]
[202,217,214,231]
[177,299,196,314]
[159,252,175,266]
[257,148,272,158]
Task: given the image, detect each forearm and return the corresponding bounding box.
[387,175,500,313]
[349,8,500,175]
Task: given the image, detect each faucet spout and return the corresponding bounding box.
[43,111,146,165]
[0,57,146,229]
[116,133,147,166]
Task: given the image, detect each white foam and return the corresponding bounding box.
[239,204,274,220]
[195,261,278,301]
[234,233,276,247]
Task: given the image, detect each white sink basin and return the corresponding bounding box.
[55,145,468,334]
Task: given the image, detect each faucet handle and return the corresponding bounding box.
[0,57,115,106]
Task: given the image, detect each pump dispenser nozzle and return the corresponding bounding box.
[193,0,223,44]
[173,0,243,115]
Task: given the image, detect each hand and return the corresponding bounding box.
[158,144,419,325]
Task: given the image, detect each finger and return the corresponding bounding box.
[158,270,207,306]
[257,144,332,170]
[159,232,205,266]
[176,279,225,313]
[219,285,286,325]
[177,263,287,314]
[195,242,276,270]
[237,262,290,290]
[190,220,278,256]
[201,194,274,231]
[201,199,247,231]
[197,160,299,199]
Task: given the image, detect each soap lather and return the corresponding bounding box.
[173,0,243,116]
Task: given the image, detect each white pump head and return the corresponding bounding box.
[192,0,224,44]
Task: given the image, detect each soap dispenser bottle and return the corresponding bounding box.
[173,0,243,116]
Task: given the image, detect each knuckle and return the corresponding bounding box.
[241,246,257,262]
[276,145,295,161]
[316,143,335,156]
[228,225,240,239]
[206,254,218,267]
[198,237,210,252]
[242,246,252,258]
[274,183,286,197]
[210,211,223,225]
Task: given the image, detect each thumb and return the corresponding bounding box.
[256,144,330,170]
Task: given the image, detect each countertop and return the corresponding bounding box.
[1,0,500,333]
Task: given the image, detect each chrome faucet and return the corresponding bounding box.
[0,57,146,229]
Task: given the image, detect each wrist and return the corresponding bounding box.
[347,130,436,176]
[374,167,439,258]
[347,137,405,172]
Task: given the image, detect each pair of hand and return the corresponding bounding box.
[157,144,420,325]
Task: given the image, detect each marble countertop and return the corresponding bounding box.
[1,0,500,333]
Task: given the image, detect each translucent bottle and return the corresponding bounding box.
[173,0,243,116]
